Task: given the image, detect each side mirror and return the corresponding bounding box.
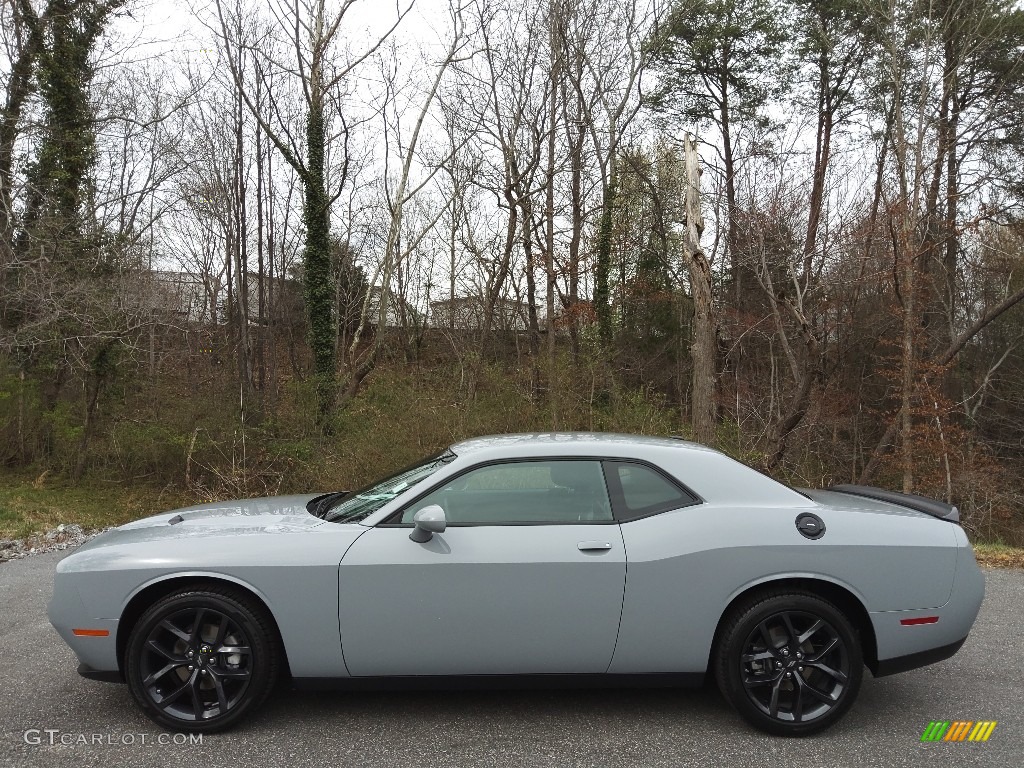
[409,505,447,543]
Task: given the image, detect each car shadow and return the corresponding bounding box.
[244,673,921,742]
[254,682,731,732]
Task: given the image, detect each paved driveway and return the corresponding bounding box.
[1,551,1020,768]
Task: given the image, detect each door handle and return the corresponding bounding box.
[577,541,612,552]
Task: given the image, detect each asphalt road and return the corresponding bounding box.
[1,551,1021,768]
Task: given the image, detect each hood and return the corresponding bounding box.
[119,494,322,529]
[73,494,327,553]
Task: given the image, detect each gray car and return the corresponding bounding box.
[48,433,985,736]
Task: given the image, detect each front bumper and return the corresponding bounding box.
[48,571,121,676]
[77,662,123,684]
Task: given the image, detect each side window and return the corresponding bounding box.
[605,461,697,521]
[399,460,613,525]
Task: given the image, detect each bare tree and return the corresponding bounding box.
[214,0,414,425]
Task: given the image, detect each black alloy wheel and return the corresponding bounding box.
[715,591,863,736]
[126,585,280,732]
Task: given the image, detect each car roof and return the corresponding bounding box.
[449,432,718,459]
[436,433,810,508]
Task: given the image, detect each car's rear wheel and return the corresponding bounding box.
[715,591,863,736]
[125,584,280,732]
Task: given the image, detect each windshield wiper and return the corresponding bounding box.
[309,491,349,519]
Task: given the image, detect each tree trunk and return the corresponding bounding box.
[719,69,740,308]
[480,189,518,357]
[255,67,267,401]
[304,96,336,426]
[595,163,617,345]
[899,224,917,494]
[683,134,715,446]
[564,74,584,362]
[0,0,45,265]
[545,2,560,428]
[233,60,253,398]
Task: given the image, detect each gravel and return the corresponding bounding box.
[0,524,109,563]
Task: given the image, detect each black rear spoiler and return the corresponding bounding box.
[828,484,960,523]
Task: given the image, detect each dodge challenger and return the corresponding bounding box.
[48,433,985,736]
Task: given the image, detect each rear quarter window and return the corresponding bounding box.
[605,461,699,522]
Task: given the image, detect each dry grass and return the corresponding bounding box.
[972,542,1024,569]
[0,471,189,540]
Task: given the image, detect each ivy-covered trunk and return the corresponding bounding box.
[303,103,336,427]
[23,0,124,258]
[594,174,617,344]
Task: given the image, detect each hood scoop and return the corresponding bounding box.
[168,514,184,525]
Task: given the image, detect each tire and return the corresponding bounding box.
[714,590,863,736]
[125,584,281,733]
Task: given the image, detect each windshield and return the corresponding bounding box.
[320,450,456,523]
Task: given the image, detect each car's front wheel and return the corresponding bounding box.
[715,591,863,736]
[125,584,280,732]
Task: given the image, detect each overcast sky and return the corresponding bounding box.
[116,0,455,61]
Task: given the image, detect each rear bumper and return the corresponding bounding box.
[873,637,967,677]
[869,532,984,675]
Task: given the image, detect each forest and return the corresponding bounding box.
[2,0,1024,545]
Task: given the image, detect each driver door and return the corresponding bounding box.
[337,459,626,676]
